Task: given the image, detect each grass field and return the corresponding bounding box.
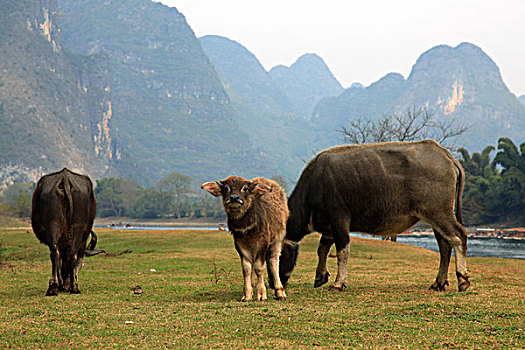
[0,228,523,349]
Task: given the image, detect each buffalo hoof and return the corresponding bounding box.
[457,272,471,292]
[429,280,449,292]
[327,283,347,292]
[46,284,59,296]
[69,287,81,294]
[275,296,287,301]
[314,272,330,288]
[458,280,471,292]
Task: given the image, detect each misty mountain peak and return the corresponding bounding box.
[408,42,504,90]
[374,72,405,86]
[291,53,325,70]
[199,35,295,116]
[313,41,524,151]
[269,53,343,118]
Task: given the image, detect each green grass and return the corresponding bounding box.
[0,214,28,228]
[1,228,523,349]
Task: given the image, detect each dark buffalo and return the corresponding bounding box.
[280,140,470,292]
[202,176,289,301]
[32,168,99,296]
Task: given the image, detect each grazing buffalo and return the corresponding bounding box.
[279,140,470,292]
[32,168,98,296]
[202,176,289,301]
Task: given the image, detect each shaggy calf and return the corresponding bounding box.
[202,176,289,301]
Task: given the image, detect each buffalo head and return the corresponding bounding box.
[201,176,271,218]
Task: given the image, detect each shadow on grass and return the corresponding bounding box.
[187,289,242,303]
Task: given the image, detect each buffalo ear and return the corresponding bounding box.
[252,183,272,197]
[201,181,222,197]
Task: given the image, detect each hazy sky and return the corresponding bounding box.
[159,0,525,96]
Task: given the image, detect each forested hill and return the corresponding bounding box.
[57,0,275,185]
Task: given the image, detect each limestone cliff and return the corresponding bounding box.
[0,0,113,187]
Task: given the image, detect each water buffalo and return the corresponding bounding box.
[279,140,470,292]
[202,176,289,301]
[32,168,98,296]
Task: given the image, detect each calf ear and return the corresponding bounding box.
[252,183,272,197]
[201,181,222,197]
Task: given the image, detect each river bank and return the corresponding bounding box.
[94,222,525,260]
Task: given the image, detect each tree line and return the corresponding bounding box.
[94,172,226,219]
[93,173,289,220]
[1,136,523,224]
[458,137,525,225]
[0,172,288,221]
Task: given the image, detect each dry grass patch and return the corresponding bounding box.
[0,228,523,349]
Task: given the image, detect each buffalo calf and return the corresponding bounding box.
[202,176,289,301]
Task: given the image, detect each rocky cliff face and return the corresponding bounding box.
[0,0,113,187]
[398,43,525,149]
[59,1,273,185]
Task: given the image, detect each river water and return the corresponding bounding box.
[98,225,525,260]
[351,233,525,260]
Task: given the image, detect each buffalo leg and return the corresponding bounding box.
[327,218,350,291]
[60,249,72,292]
[251,270,256,290]
[253,257,267,301]
[427,215,470,292]
[314,236,334,288]
[68,254,81,294]
[73,257,84,290]
[267,241,287,300]
[46,245,60,296]
[68,227,87,294]
[430,229,452,291]
[235,241,255,302]
[57,256,66,291]
[240,256,254,302]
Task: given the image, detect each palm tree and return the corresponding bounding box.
[458,145,495,177]
[492,138,525,174]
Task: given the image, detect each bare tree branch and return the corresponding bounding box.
[430,117,472,147]
[338,106,472,151]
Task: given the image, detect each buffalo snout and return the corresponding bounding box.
[227,194,244,205]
